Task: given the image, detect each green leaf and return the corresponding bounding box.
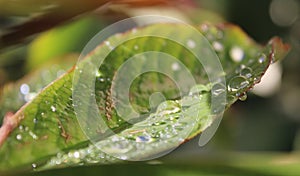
[0,23,289,174]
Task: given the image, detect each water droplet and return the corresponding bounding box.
[230,46,244,62]
[270,52,276,63]
[98,77,105,82]
[20,84,30,95]
[240,67,253,78]
[32,163,37,169]
[19,125,24,130]
[105,41,114,50]
[73,151,80,158]
[29,131,38,139]
[135,136,151,143]
[228,76,249,92]
[258,54,267,64]
[16,134,22,140]
[51,106,56,112]
[212,83,226,96]
[200,24,209,32]
[33,118,38,124]
[187,39,196,49]
[171,62,180,71]
[212,41,224,52]
[95,70,102,77]
[238,93,248,101]
[134,45,139,50]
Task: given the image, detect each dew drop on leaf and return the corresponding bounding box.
[135,136,151,143]
[51,106,56,112]
[228,76,249,92]
[238,93,248,101]
[187,39,196,48]
[134,45,139,50]
[240,67,253,78]
[20,84,30,95]
[171,62,180,71]
[16,134,22,140]
[258,54,267,64]
[212,41,224,52]
[230,46,244,62]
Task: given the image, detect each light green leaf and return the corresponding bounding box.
[0,23,289,174]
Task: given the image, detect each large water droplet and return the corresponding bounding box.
[212,83,226,96]
[238,93,248,101]
[73,151,80,158]
[228,76,249,92]
[230,46,244,62]
[240,67,253,78]
[258,54,267,64]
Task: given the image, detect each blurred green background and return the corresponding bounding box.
[1,0,300,175]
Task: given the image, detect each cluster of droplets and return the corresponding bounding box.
[19,84,37,103]
[15,124,39,142]
[227,53,269,101]
[200,24,224,54]
[42,145,119,169]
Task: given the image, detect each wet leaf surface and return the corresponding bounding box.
[0,23,289,174]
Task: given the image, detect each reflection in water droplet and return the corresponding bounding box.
[238,93,248,101]
[228,76,249,92]
[230,46,244,62]
[73,151,80,158]
[51,106,56,112]
[135,136,151,143]
[187,39,196,49]
[258,54,267,64]
[212,41,224,52]
[20,84,30,95]
[240,67,253,78]
[16,134,22,140]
